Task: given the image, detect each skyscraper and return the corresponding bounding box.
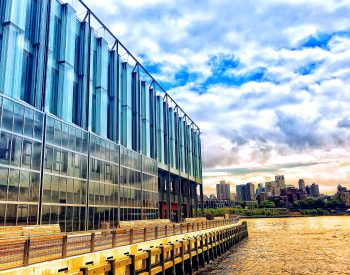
[275,175,286,190]
[0,0,202,231]
[298,179,306,193]
[216,180,231,200]
[236,182,255,201]
[310,183,320,197]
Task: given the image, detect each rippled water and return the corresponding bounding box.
[200,216,350,275]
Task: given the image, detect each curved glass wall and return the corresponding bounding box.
[0,0,202,229]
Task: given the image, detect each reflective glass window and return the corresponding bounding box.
[0,132,11,165]
[0,203,5,226]
[54,120,62,146]
[22,139,32,168]
[61,150,68,174]
[68,126,75,151]
[23,108,34,137]
[59,206,66,231]
[10,135,22,167]
[42,175,51,202]
[46,117,55,144]
[50,205,59,224]
[44,146,53,172]
[81,181,86,204]
[34,112,43,140]
[2,98,13,131]
[53,148,61,172]
[51,175,59,203]
[16,204,28,225]
[30,172,39,202]
[6,204,17,226]
[28,205,37,225]
[42,205,50,224]
[59,177,67,204]
[0,166,8,200]
[19,170,30,201]
[62,123,69,148]
[8,168,19,201]
[13,103,24,134]
[65,206,73,232]
[32,141,41,170]
[67,178,73,204]
[72,207,80,231]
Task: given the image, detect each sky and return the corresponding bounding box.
[83,0,350,195]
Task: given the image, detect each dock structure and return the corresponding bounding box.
[0,219,248,275]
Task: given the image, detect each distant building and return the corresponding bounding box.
[256,192,268,204]
[298,179,306,193]
[216,180,231,200]
[265,181,280,196]
[236,182,255,201]
[209,194,217,200]
[230,193,237,201]
[305,185,311,196]
[256,183,265,195]
[310,183,320,197]
[275,175,286,190]
[284,187,306,206]
[335,185,350,207]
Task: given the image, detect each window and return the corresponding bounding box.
[20,50,33,104]
[0,132,11,165]
[8,169,19,201]
[16,204,28,225]
[13,104,24,134]
[23,108,34,137]
[19,170,30,202]
[0,166,8,200]
[61,150,68,173]
[10,135,22,167]
[6,204,17,226]
[29,172,39,202]
[22,140,32,168]
[32,141,41,170]
[2,99,14,131]
[53,148,61,172]
[27,205,37,225]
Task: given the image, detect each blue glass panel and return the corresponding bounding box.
[0,131,11,165]
[121,63,132,148]
[156,96,164,163]
[1,98,13,131]
[0,166,8,200]
[0,24,25,99]
[3,0,29,30]
[24,108,34,138]
[13,103,24,134]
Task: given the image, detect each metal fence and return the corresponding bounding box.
[0,218,240,271]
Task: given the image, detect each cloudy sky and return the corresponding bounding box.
[83,0,350,195]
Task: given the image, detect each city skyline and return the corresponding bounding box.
[204,176,335,197]
[84,0,350,195]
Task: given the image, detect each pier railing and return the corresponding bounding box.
[0,218,240,271]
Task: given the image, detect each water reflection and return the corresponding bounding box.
[201,217,350,274]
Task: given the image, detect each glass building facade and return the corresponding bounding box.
[0,0,203,231]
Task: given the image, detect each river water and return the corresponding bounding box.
[199,216,350,275]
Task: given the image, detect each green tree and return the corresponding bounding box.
[259,200,275,208]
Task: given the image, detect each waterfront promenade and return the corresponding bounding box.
[0,218,247,274]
